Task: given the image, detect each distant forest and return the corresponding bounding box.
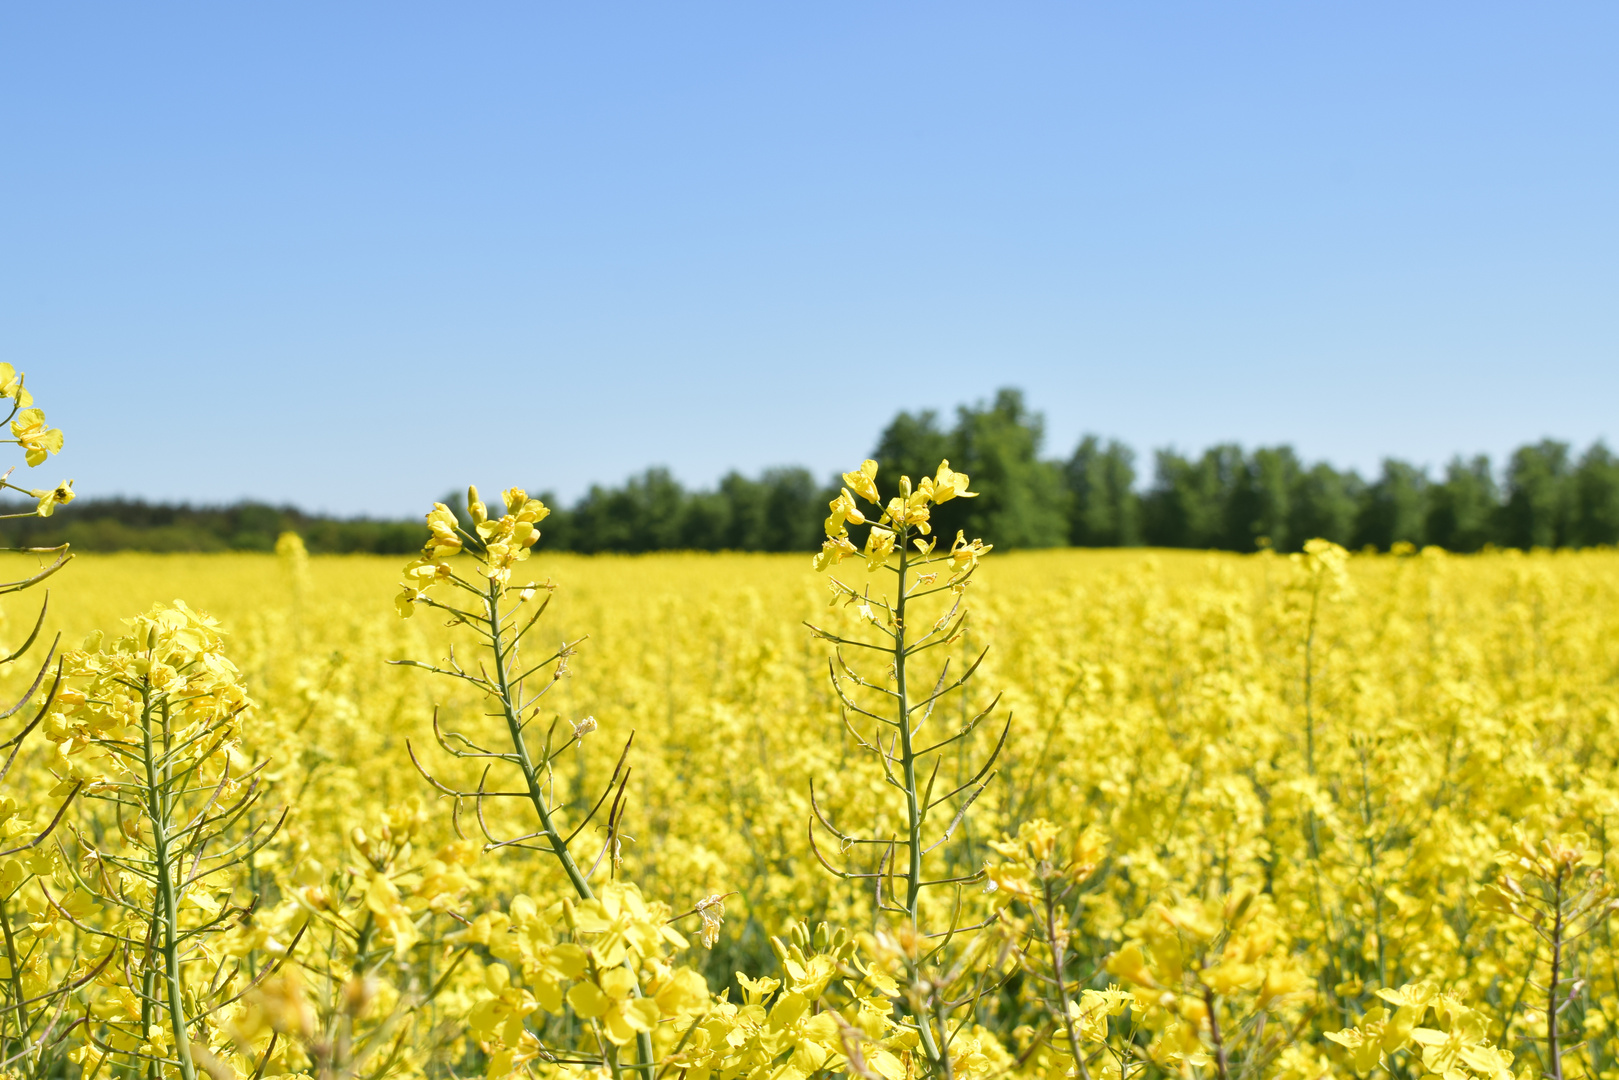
[4,388,1617,555]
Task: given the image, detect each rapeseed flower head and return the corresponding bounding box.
[881,490,931,532]
[813,531,859,572]
[863,525,896,570]
[696,894,726,949]
[826,488,866,536]
[29,479,74,516]
[949,531,992,574]
[0,363,32,407]
[567,966,659,1046]
[843,459,881,504]
[927,459,977,503]
[10,407,63,467]
[425,502,462,558]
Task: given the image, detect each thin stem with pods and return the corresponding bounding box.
[483,576,595,900]
[884,529,948,1069]
[1548,863,1566,1080]
[1042,877,1091,1080]
[895,541,925,918]
[140,688,196,1080]
[1203,985,1230,1080]
[808,487,1002,1079]
[471,572,657,1078]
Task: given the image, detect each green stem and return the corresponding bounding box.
[0,893,31,1049]
[483,578,656,1079]
[1203,985,1229,1080]
[896,537,922,915]
[353,911,375,973]
[140,914,159,1080]
[486,579,595,901]
[141,687,196,1080]
[1548,866,1566,1080]
[892,534,945,1071]
[1043,878,1090,1080]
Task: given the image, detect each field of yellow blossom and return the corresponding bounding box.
[3,525,1618,1080]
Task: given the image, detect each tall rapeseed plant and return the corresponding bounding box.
[43,603,273,1080]
[805,458,1002,1076]
[393,486,670,1076]
[0,360,81,1080]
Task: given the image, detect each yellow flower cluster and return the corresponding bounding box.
[0,362,72,515]
[397,486,552,617]
[453,873,918,1078]
[1326,981,1519,1080]
[814,457,984,572]
[46,600,252,790]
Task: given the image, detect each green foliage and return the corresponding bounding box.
[1288,462,1362,548]
[554,467,691,552]
[543,466,826,553]
[951,389,1070,547]
[1247,445,1302,551]
[873,388,1069,548]
[1426,455,1499,553]
[0,498,424,553]
[6,390,1618,555]
[1143,448,1221,548]
[1138,443,1305,551]
[1064,436,1139,546]
[1573,443,1619,547]
[1502,439,1576,549]
[871,408,953,488]
[1353,459,1429,551]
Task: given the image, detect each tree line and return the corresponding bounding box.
[0,498,427,554]
[856,388,1619,553]
[5,388,1616,554]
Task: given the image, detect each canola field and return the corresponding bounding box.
[4,520,1619,1080]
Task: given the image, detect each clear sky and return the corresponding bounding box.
[2,4,1614,516]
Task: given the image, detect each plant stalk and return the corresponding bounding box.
[141,687,196,1080]
[483,578,656,1079]
[892,536,945,1071]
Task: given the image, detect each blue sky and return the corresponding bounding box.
[1,4,1614,516]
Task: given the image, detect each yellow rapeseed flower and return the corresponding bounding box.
[10,407,62,466]
[28,479,74,516]
[0,363,32,406]
[843,459,880,504]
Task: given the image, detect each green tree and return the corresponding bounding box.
[950,389,1070,547]
[1142,450,1197,547]
[1245,446,1302,551]
[1502,440,1574,549]
[680,486,733,550]
[1353,460,1428,550]
[871,406,970,539]
[714,471,767,549]
[872,408,953,485]
[871,389,1067,549]
[1571,442,1619,547]
[1064,436,1140,546]
[756,466,826,551]
[1287,463,1360,547]
[567,467,688,552]
[1143,445,1245,548]
[1425,455,1498,552]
